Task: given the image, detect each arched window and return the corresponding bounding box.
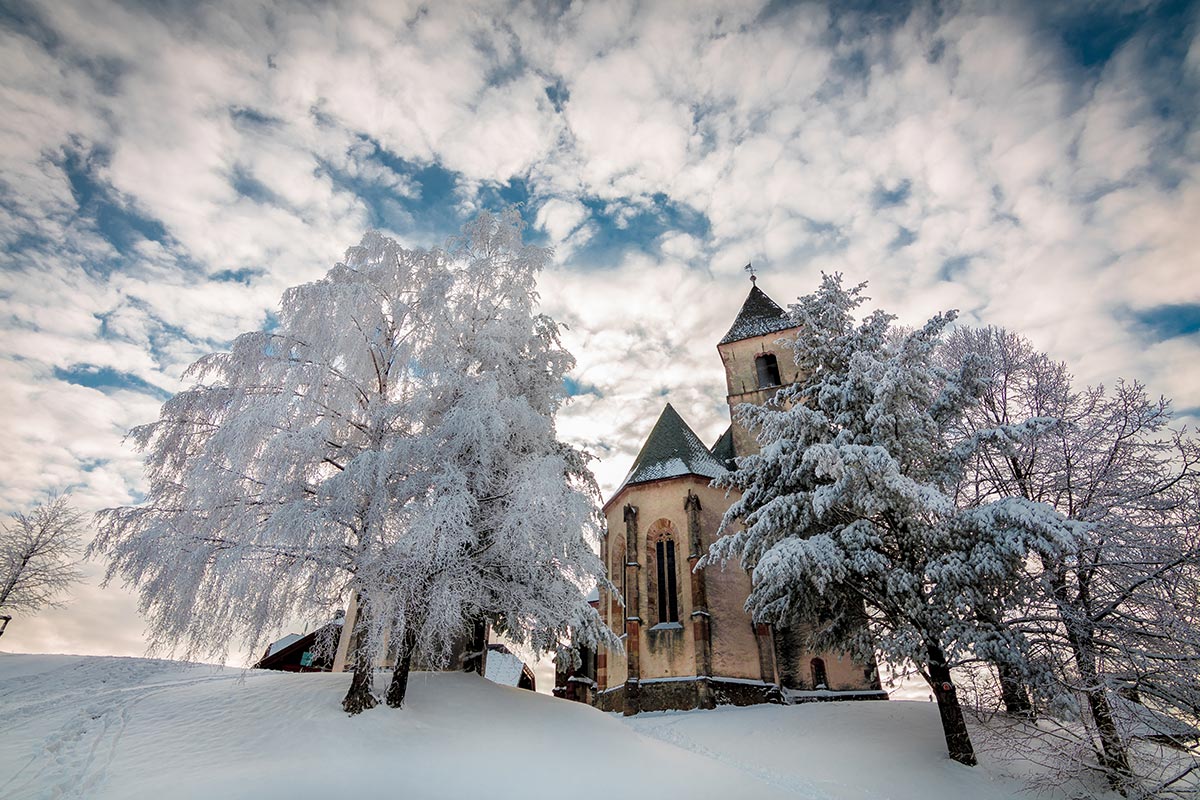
[756,353,781,388]
[656,538,679,623]
[646,519,681,626]
[811,657,828,689]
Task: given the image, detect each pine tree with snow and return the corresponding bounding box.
[704,274,1075,766]
[92,211,614,715]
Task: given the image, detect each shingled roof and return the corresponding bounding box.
[719,284,793,345]
[614,403,728,495]
[709,425,736,468]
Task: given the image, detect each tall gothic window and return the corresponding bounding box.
[756,353,781,388]
[655,538,679,623]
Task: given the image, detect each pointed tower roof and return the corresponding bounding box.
[614,403,727,495]
[719,284,792,345]
[708,425,736,469]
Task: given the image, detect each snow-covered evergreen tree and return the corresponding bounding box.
[703,274,1075,766]
[92,211,614,714]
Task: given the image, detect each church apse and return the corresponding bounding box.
[577,279,887,714]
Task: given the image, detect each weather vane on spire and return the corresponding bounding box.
[744,262,757,285]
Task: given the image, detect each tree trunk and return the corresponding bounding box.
[0,553,30,608]
[1083,682,1132,794]
[927,643,978,766]
[342,599,377,715]
[1045,564,1132,793]
[997,661,1035,718]
[385,627,419,709]
[1068,630,1132,793]
[462,617,488,675]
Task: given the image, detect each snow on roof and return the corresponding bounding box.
[613,404,728,497]
[484,649,527,687]
[1111,695,1200,741]
[266,633,303,657]
[718,284,793,345]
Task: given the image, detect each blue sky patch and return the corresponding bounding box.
[1132,304,1200,341]
[873,179,911,209]
[210,267,261,285]
[54,364,170,401]
[939,255,971,282]
[59,144,167,262]
[544,80,569,112]
[568,193,710,268]
[890,226,917,250]
[230,165,284,207]
[319,142,466,239]
[564,376,602,398]
[230,106,283,130]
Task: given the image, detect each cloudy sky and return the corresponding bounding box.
[1,0,1198,665]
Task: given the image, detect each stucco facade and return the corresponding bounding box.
[589,281,886,714]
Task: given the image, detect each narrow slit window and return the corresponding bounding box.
[756,353,781,388]
[656,540,666,623]
[656,538,679,623]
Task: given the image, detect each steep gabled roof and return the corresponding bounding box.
[719,284,792,345]
[614,403,727,496]
[709,425,736,468]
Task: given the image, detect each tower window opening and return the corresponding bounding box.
[655,538,679,623]
[756,353,781,388]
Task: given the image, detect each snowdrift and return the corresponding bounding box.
[1,653,1080,799]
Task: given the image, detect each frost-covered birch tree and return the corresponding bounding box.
[366,213,616,709]
[944,326,1200,795]
[703,274,1075,766]
[92,210,613,715]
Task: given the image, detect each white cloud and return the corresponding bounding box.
[536,197,589,243]
[1,0,1197,662]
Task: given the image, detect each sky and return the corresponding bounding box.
[1,0,1198,668]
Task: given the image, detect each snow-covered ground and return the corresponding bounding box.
[1,652,1106,799]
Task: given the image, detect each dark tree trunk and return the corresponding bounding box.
[385,627,419,709]
[1068,629,1132,793]
[462,617,488,675]
[1045,563,1132,793]
[997,661,1035,718]
[1083,682,1132,794]
[927,643,977,766]
[342,598,378,716]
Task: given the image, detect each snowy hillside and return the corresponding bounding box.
[2,653,1100,800]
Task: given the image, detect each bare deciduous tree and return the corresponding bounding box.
[944,326,1200,797]
[0,495,86,638]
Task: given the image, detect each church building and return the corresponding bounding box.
[582,280,887,714]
